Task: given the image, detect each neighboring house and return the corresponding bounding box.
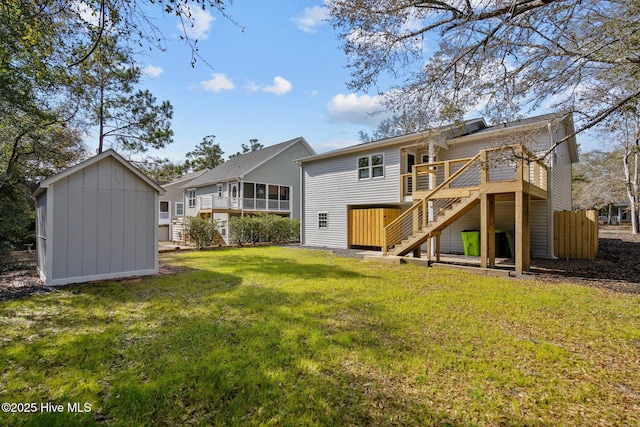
[598,201,633,224]
[158,169,209,241]
[298,112,579,274]
[181,137,316,243]
[34,149,164,286]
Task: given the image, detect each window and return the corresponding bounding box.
[371,154,384,177]
[280,186,290,201]
[187,190,196,208]
[358,154,384,180]
[318,212,328,229]
[358,156,369,179]
[175,202,184,216]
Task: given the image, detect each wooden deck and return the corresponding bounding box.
[385,144,549,275]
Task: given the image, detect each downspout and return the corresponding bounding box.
[547,123,558,259]
[299,162,304,245]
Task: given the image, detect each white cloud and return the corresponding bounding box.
[325,93,384,125]
[200,73,235,92]
[263,76,293,95]
[245,81,261,93]
[314,138,362,153]
[178,4,215,40]
[293,5,329,33]
[143,65,163,78]
[246,76,293,95]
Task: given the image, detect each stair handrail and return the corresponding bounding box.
[383,151,483,254]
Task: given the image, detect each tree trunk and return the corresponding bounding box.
[630,137,639,234]
[98,79,105,153]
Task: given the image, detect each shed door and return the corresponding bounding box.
[348,208,401,248]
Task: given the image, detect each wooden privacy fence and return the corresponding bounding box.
[554,210,599,260]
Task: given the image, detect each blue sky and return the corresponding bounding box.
[116,1,594,162]
[123,1,390,161]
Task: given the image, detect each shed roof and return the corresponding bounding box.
[185,137,314,188]
[33,149,165,197]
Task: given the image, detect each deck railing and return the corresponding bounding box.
[386,145,548,255]
[384,152,483,254]
[196,195,291,212]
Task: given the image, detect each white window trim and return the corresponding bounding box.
[318,212,328,229]
[187,189,196,208]
[357,153,385,180]
[175,202,185,216]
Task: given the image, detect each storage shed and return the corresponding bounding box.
[34,149,164,286]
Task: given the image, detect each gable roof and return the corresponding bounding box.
[33,149,165,197]
[160,169,209,188]
[298,112,579,164]
[448,112,579,162]
[296,118,488,164]
[185,137,314,188]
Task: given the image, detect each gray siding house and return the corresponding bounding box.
[180,137,316,244]
[158,169,208,241]
[34,149,164,286]
[298,113,578,269]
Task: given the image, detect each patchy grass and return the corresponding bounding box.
[1,246,639,426]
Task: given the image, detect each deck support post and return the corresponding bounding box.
[480,193,496,268]
[515,190,531,274]
[433,231,441,262]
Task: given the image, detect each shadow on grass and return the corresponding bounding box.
[97,284,485,426]
[2,248,534,426]
[182,250,367,281]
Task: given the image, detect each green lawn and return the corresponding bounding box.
[1,246,639,426]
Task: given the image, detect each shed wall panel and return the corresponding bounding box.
[123,189,138,272]
[97,188,112,274]
[82,186,99,276]
[110,189,125,272]
[52,182,68,280]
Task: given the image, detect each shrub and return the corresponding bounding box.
[229,214,300,245]
[183,216,222,249]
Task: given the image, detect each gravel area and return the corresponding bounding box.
[2,225,639,300]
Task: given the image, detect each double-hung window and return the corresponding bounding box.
[357,154,384,180]
[187,190,196,208]
[175,202,185,216]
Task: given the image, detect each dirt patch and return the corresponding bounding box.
[530,225,640,294]
[2,227,639,300]
[0,251,50,301]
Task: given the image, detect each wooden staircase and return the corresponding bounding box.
[388,191,480,256]
[383,144,550,273]
[384,151,484,257]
